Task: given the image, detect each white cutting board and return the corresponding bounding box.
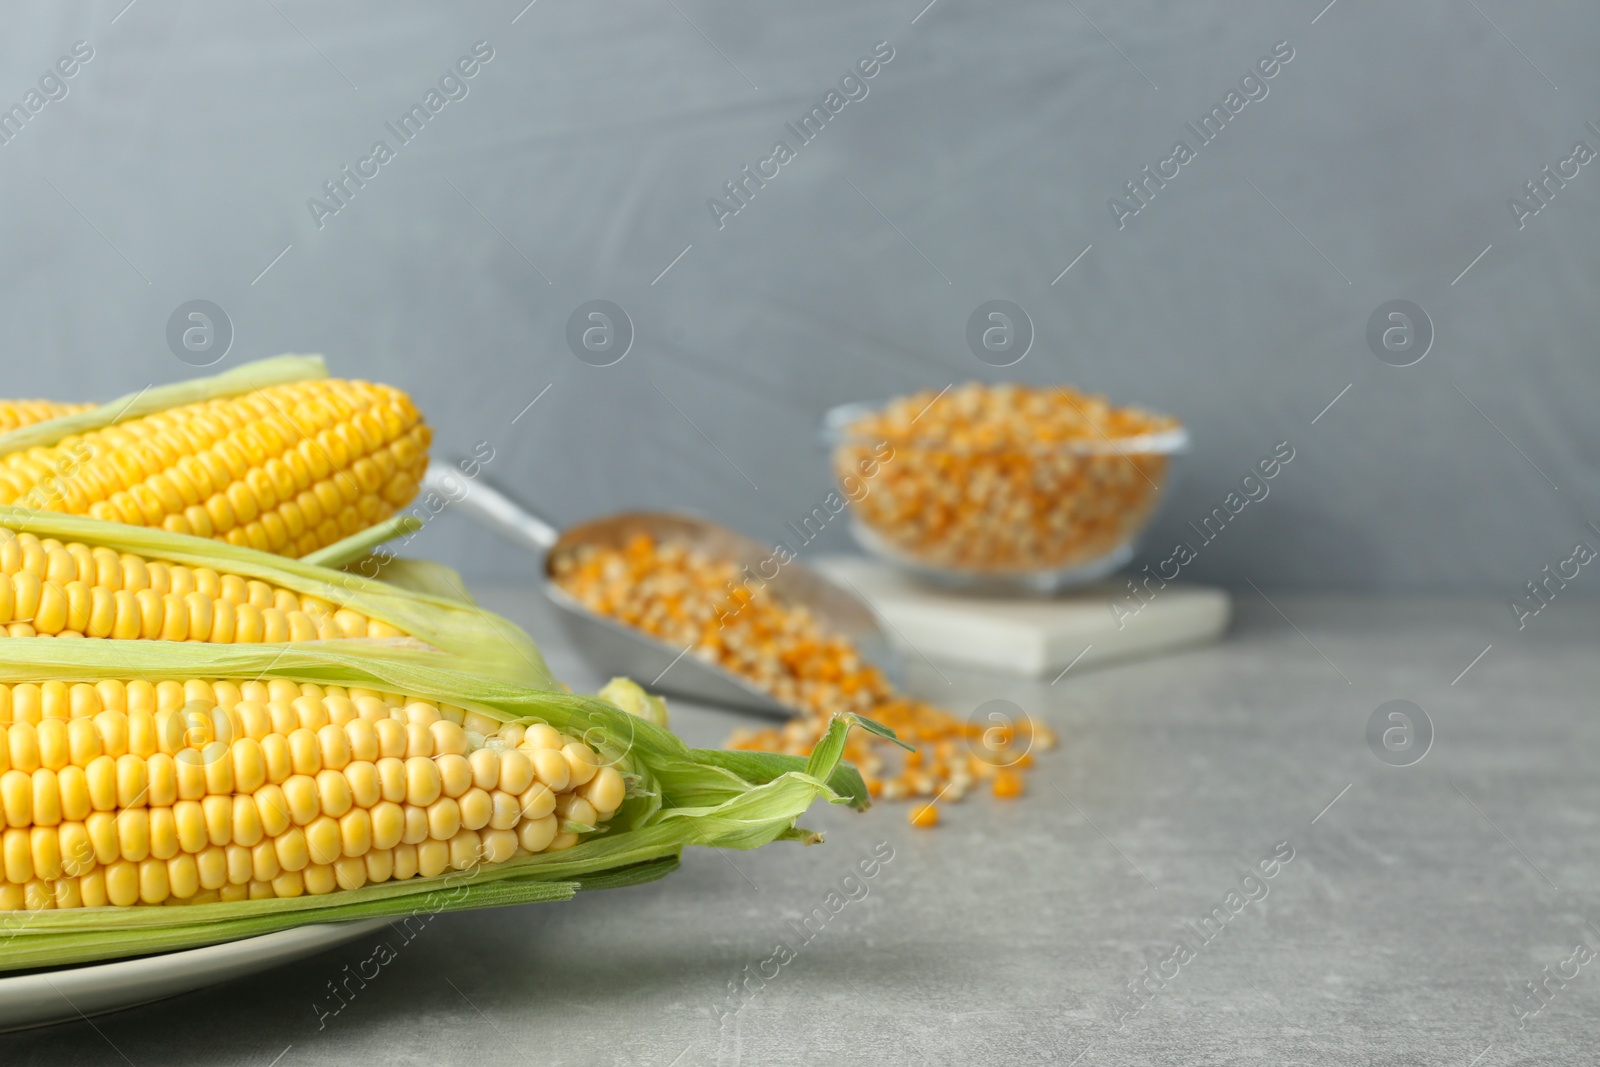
[816,556,1230,680]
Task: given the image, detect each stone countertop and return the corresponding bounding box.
[1,587,1595,1066]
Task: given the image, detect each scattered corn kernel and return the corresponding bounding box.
[992,769,1024,799]
[551,535,1056,822]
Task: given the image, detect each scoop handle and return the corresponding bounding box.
[421,463,561,554]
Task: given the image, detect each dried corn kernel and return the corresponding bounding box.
[551,535,1055,819]
[833,382,1180,575]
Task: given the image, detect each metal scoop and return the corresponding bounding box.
[422,465,898,718]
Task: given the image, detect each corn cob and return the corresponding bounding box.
[0,644,872,971]
[0,675,625,909]
[0,402,94,436]
[0,378,428,558]
[0,524,406,643]
[0,505,552,691]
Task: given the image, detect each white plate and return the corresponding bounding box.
[0,918,391,1032]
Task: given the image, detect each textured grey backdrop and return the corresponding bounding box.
[1,0,1595,594]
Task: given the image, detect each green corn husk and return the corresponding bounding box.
[0,642,874,972]
[0,355,329,460]
[0,504,553,688]
[301,516,424,571]
[359,558,482,604]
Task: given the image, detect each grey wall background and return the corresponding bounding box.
[0,0,1595,594]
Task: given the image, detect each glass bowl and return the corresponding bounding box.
[821,389,1188,594]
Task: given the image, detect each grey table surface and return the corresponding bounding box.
[0,585,1594,1066]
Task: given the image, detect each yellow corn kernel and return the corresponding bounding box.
[29,825,62,881]
[404,723,433,759]
[517,782,556,821]
[3,828,32,883]
[304,863,337,895]
[197,845,228,890]
[498,751,535,796]
[344,720,379,763]
[271,870,305,898]
[232,737,266,793]
[404,756,441,807]
[334,856,368,892]
[274,826,309,872]
[467,748,499,792]
[482,828,517,864]
[226,843,253,885]
[459,788,492,832]
[262,734,292,784]
[316,769,352,819]
[489,791,521,831]
[149,806,180,860]
[365,801,403,852]
[173,796,208,857]
[251,840,280,882]
[58,821,93,876]
[67,717,101,765]
[287,728,322,776]
[230,792,263,848]
[436,754,472,800]
[584,766,627,815]
[202,794,232,846]
[283,774,320,826]
[36,720,68,770]
[9,723,39,773]
[416,840,449,878]
[117,807,151,862]
[391,843,418,881]
[426,797,460,841]
[254,784,291,838]
[523,724,564,750]
[306,815,341,866]
[235,703,270,741]
[105,860,140,906]
[147,753,177,807]
[558,795,598,831]
[58,766,90,822]
[338,807,372,858]
[139,858,171,903]
[448,829,481,870]
[375,719,407,759]
[517,814,558,853]
[174,752,207,801]
[31,769,61,827]
[79,868,107,907]
[401,804,429,845]
[127,710,156,758]
[530,749,571,793]
[562,743,599,788]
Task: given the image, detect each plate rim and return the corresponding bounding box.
[0,916,392,1033]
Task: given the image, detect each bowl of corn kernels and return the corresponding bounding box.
[822,382,1187,592]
